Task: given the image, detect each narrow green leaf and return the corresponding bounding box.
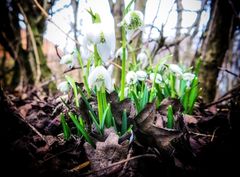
[131,91,140,112]
[60,113,71,140]
[68,112,95,147]
[65,75,79,107]
[167,105,174,129]
[188,77,199,114]
[100,104,110,130]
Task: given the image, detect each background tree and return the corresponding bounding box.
[199,0,240,103]
[0,0,55,90]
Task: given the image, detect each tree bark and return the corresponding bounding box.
[199,0,239,103]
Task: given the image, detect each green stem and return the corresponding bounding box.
[94,45,101,67]
[120,27,127,101]
[76,50,91,97]
[97,90,103,125]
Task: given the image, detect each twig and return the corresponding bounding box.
[204,94,235,108]
[78,154,157,176]
[55,45,62,60]
[33,0,80,45]
[218,67,240,78]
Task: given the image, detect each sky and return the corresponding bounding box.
[44,0,210,53]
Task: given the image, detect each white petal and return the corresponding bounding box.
[169,64,183,75]
[136,70,147,81]
[150,73,162,84]
[97,42,111,62]
[115,47,128,60]
[126,71,137,85]
[182,72,195,81]
[88,66,113,92]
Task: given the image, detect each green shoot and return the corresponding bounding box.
[68,112,95,147]
[60,113,71,140]
[65,75,79,107]
[167,105,174,129]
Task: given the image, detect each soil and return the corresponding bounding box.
[0,86,240,177]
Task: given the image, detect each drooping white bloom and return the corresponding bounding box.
[83,0,116,63]
[150,73,162,84]
[115,47,128,60]
[57,81,70,93]
[121,10,144,31]
[182,72,196,88]
[88,66,113,92]
[85,22,115,62]
[169,64,183,76]
[136,70,147,81]
[182,73,195,81]
[126,71,137,85]
[60,54,76,68]
[137,52,148,69]
[119,10,144,40]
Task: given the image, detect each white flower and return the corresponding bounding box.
[85,22,115,63]
[182,73,195,81]
[88,66,113,92]
[121,10,144,31]
[83,0,116,63]
[137,52,148,69]
[119,10,144,40]
[57,81,69,93]
[136,70,147,81]
[150,73,162,84]
[60,54,76,68]
[126,71,137,85]
[169,64,183,76]
[115,47,128,60]
[182,72,195,88]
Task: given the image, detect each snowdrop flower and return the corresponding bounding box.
[182,72,195,87]
[88,66,113,92]
[169,64,183,76]
[85,22,115,63]
[119,10,144,39]
[83,0,116,63]
[150,73,162,84]
[136,70,147,81]
[137,52,148,69]
[126,71,138,85]
[121,10,143,31]
[60,54,76,68]
[57,81,69,93]
[182,73,195,81]
[115,47,128,60]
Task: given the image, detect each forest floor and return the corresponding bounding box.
[0,85,240,177]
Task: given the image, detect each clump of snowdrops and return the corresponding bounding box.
[57,0,200,147]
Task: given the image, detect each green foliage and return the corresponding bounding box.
[167,105,174,129]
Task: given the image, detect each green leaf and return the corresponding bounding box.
[124,0,136,15]
[68,112,95,147]
[60,113,71,140]
[188,77,199,114]
[167,105,174,129]
[100,104,110,130]
[131,91,140,112]
[65,75,79,107]
[140,84,149,111]
[121,109,128,135]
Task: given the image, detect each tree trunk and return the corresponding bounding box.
[199,0,239,103]
[112,0,124,86]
